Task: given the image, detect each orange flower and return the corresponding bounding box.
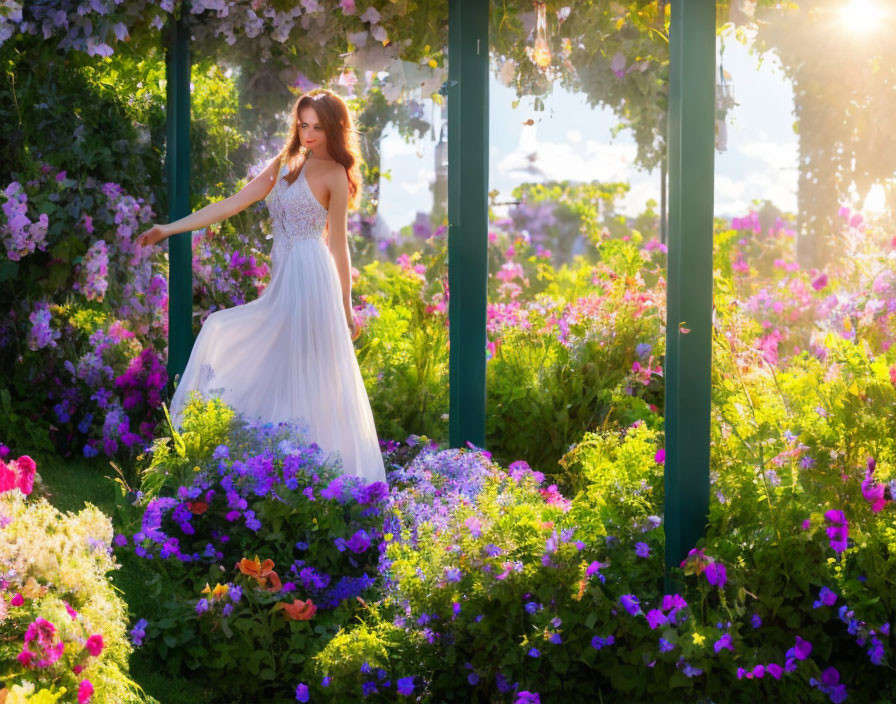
[237,556,282,592]
[275,598,316,621]
[187,501,208,515]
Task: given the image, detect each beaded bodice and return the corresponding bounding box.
[265,161,329,255]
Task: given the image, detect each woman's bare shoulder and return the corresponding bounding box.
[323,162,349,189]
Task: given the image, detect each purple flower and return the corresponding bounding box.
[585,561,606,583]
[619,594,641,616]
[515,693,540,704]
[591,635,615,650]
[295,683,309,702]
[635,542,650,558]
[812,586,838,609]
[751,613,762,629]
[347,529,371,553]
[767,663,783,679]
[129,618,148,646]
[705,562,727,588]
[527,647,541,658]
[659,637,675,652]
[444,567,463,583]
[785,635,812,661]
[195,598,209,614]
[714,633,734,653]
[646,609,668,630]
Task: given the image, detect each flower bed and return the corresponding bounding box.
[0,449,143,703]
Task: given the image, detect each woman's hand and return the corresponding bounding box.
[345,308,360,340]
[136,224,170,248]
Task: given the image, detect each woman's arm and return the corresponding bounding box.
[136,156,281,247]
[325,169,354,330]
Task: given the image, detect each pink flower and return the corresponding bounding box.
[78,679,94,703]
[65,602,79,620]
[18,649,35,667]
[811,272,828,291]
[73,664,84,674]
[11,593,24,607]
[339,0,356,13]
[654,448,665,464]
[85,634,104,657]
[14,455,36,495]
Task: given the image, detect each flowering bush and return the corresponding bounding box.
[113,395,394,700]
[0,450,143,703]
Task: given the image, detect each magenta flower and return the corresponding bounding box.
[78,679,94,704]
[654,448,665,464]
[646,609,668,630]
[861,471,887,513]
[85,634,104,657]
[824,511,850,553]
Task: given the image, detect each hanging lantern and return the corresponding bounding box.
[715,65,736,153]
[526,1,552,69]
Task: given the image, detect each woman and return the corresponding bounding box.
[136,89,386,484]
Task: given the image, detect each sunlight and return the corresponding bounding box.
[839,0,887,33]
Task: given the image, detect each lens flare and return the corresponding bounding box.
[839,0,886,33]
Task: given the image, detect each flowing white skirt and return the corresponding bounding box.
[168,237,387,485]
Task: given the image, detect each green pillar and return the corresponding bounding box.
[165,5,193,386]
[447,0,488,450]
[664,0,715,590]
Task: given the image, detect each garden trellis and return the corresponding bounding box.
[158,0,716,583]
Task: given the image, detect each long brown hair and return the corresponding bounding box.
[277,89,362,209]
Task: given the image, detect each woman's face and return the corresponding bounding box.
[298,106,327,154]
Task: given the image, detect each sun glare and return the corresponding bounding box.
[839,0,887,33]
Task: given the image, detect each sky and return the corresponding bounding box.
[376,31,802,235]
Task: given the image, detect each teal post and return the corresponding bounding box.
[664,0,715,590]
[165,5,193,387]
[447,0,488,450]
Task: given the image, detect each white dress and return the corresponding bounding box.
[168,158,387,485]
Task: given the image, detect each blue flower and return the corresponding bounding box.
[527,647,541,658]
[129,618,148,646]
[295,683,309,702]
[591,635,615,650]
[396,677,414,696]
